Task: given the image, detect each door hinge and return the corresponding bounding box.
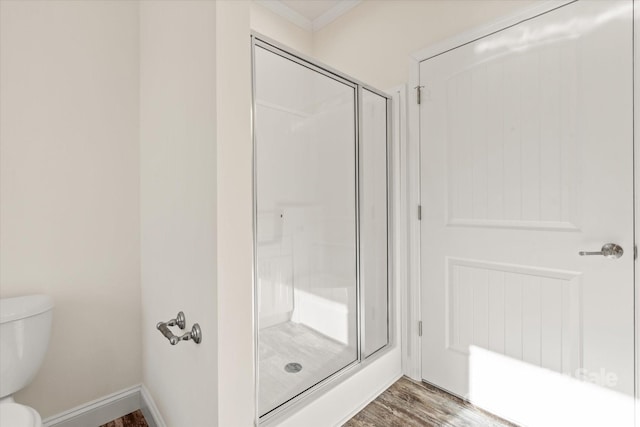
[418,205,422,220]
[418,321,423,337]
[635,245,637,260]
[415,85,424,105]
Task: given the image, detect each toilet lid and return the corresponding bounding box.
[0,403,42,427]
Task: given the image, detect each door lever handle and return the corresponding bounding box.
[579,243,623,259]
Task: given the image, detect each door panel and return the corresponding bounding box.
[420,1,634,425]
[255,45,359,417]
[361,88,390,358]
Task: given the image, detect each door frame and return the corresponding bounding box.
[405,0,640,402]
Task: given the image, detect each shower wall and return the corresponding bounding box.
[256,48,356,345]
[255,105,299,329]
[289,99,356,345]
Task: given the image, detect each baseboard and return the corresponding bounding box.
[335,371,402,426]
[41,371,393,426]
[42,383,164,427]
[43,385,141,427]
[140,384,166,427]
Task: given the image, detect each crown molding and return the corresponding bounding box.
[313,0,361,31]
[255,0,313,32]
[255,0,362,33]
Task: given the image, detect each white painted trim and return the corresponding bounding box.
[386,83,407,374]
[41,384,165,427]
[254,0,313,32]
[312,0,361,32]
[140,384,166,427]
[634,0,639,423]
[253,0,362,33]
[410,0,573,62]
[390,83,417,380]
[42,385,141,427]
[405,57,422,382]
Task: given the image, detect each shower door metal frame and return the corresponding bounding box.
[251,33,394,425]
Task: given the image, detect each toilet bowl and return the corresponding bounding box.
[0,403,42,427]
[0,295,54,427]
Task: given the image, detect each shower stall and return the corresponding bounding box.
[252,35,391,420]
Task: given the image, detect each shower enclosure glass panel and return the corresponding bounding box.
[254,45,358,417]
[360,89,389,358]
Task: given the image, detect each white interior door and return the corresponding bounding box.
[419,2,634,426]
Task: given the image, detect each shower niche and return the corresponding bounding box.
[252,35,391,419]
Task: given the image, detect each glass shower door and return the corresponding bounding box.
[254,44,358,417]
[360,88,389,358]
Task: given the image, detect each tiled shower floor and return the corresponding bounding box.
[259,321,356,416]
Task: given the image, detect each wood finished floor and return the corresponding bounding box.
[343,377,518,427]
[100,410,148,427]
[100,377,516,427]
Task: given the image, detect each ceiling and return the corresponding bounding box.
[256,0,362,32]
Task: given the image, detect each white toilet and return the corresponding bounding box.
[0,295,54,427]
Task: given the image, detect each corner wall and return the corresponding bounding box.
[215,1,255,425]
[0,0,141,418]
[139,1,219,425]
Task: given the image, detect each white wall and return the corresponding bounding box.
[250,1,313,57]
[0,0,141,418]
[2,1,254,425]
[139,1,219,426]
[313,0,537,89]
[215,1,255,426]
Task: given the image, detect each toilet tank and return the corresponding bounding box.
[0,295,54,399]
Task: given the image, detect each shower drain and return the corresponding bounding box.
[284,362,302,373]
